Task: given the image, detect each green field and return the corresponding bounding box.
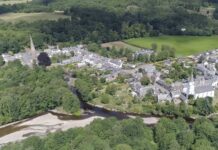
[0,12,70,23]
[0,0,31,5]
[101,41,140,51]
[125,36,218,56]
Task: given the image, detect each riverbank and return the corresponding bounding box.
[0,106,161,146]
[0,113,104,146]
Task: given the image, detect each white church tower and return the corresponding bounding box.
[187,73,195,98]
[188,80,195,95]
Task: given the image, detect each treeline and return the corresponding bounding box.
[0,21,53,54]
[87,43,175,62]
[167,62,196,81]
[39,6,216,44]
[0,61,80,125]
[2,117,218,150]
[1,0,218,53]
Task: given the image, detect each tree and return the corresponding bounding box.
[100,94,110,104]
[159,133,177,150]
[151,43,158,50]
[70,51,75,57]
[177,131,195,149]
[0,55,5,66]
[62,93,80,114]
[198,55,205,63]
[105,84,117,95]
[193,118,215,140]
[215,63,218,71]
[0,61,78,125]
[213,7,218,20]
[115,144,132,150]
[74,79,92,102]
[37,52,51,67]
[192,139,216,150]
[194,98,214,116]
[140,75,150,86]
[41,0,53,6]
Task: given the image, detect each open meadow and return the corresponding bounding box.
[125,36,218,56]
[101,41,140,51]
[0,0,31,5]
[0,12,70,23]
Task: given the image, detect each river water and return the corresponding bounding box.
[0,77,195,146]
[0,100,164,146]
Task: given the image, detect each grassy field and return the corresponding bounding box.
[101,41,140,52]
[125,36,218,56]
[0,12,70,23]
[0,0,31,5]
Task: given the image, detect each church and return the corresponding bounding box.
[181,76,217,100]
[2,36,38,67]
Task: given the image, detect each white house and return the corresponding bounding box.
[182,77,216,100]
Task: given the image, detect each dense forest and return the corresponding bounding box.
[1,0,218,53]
[2,117,218,150]
[0,61,80,125]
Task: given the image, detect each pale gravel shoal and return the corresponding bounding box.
[0,113,160,146]
[0,113,104,145]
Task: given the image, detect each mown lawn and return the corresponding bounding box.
[125,36,218,56]
[0,12,70,23]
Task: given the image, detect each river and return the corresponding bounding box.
[0,102,160,146]
[0,76,194,146]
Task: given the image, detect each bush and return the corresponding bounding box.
[106,84,117,95]
[100,94,110,104]
[140,75,150,86]
[62,93,80,114]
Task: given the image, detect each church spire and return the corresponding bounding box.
[187,69,195,97]
[30,35,36,53]
[29,35,37,66]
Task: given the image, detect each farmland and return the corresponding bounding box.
[101,41,140,52]
[0,12,70,23]
[125,36,218,56]
[0,0,31,5]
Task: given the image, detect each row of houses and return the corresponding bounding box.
[50,45,124,71]
[3,41,218,102]
[119,48,218,102]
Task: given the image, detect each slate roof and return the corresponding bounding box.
[195,85,214,94]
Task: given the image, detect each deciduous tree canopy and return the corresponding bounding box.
[0,61,80,125]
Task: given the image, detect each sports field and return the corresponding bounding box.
[125,36,218,56]
[0,12,70,23]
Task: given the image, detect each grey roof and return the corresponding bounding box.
[180,93,188,101]
[134,49,154,56]
[156,80,171,91]
[139,64,156,73]
[158,93,172,101]
[208,57,217,63]
[195,85,214,94]
[171,90,181,97]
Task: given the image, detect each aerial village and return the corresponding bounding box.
[2,37,218,104]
